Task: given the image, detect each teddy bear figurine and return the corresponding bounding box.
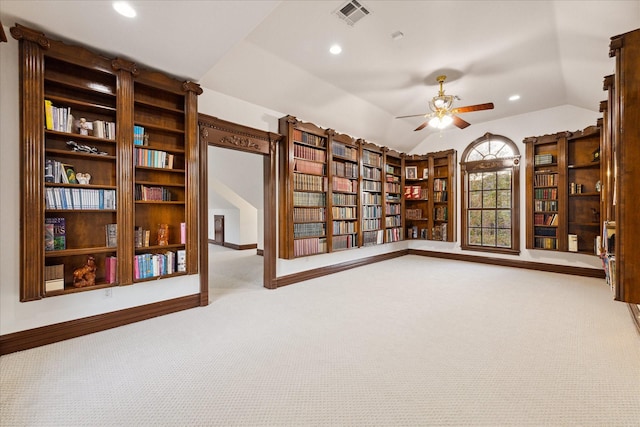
[76,173,91,185]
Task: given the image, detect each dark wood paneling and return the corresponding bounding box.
[0,294,201,355]
[408,249,605,278]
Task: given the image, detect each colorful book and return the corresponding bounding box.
[45,217,66,250]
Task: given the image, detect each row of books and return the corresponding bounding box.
[133,250,186,280]
[294,144,326,162]
[294,223,325,238]
[405,209,424,220]
[332,221,357,235]
[433,178,448,191]
[385,182,401,193]
[385,203,401,214]
[534,213,558,226]
[434,206,448,221]
[332,206,357,219]
[134,147,176,169]
[534,153,554,165]
[362,180,382,192]
[535,237,558,249]
[44,100,74,134]
[386,164,400,175]
[332,176,358,193]
[362,205,382,219]
[293,130,326,148]
[385,228,402,242]
[293,191,326,207]
[385,215,401,227]
[535,188,558,200]
[293,237,327,257]
[362,218,381,231]
[362,151,382,167]
[534,173,557,186]
[45,159,81,184]
[405,185,427,200]
[92,120,116,140]
[294,158,325,175]
[534,200,558,212]
[433,191,448,202]
[135,184,175,202]
[332,193,357,206]
[535,226,558,237]
[331,160,358,178]
[134,125,148,146]
[362,166,381,180]
[432,223,448,241]
[331,142,358,160]
[45,188,117,210]
[362,230,384,246]
[135,224,186,248]
[293,207,325,222]
[569,183,585,194]
[362,193,382,204]
[407,226,427,239]
[293,173,327,192]
[332,234,357,250]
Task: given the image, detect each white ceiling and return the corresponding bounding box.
[1,0,639,152]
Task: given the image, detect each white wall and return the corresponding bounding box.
[0,29,199,336]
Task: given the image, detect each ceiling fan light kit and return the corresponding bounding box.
[396,75,494,131]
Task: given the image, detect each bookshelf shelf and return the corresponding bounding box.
[13,23,200,300]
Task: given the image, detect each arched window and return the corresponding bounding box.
[460,133,521,254]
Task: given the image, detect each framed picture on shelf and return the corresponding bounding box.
[422,168,429,179]
[405,166,417,180]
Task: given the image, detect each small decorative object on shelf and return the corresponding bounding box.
[157,223,169,246]
[66,140,108,155]
[73,255,97,288]
[76,172,91,185]
[405,166,417,180]
[76,118,93,135]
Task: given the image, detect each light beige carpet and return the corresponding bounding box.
[1,255,639,426]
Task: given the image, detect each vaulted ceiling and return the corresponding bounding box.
[2,1,638,152]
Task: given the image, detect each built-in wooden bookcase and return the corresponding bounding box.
[278,116,329,259]
[524,125,601,254]
[404,154,430,240]
[603,28,640,304]
[383,149,403,243]
[329,132,360,252]
[12,24,200,301]
[403,150,456,241]
[567,126,601,253]
[360,141,384,246]
[431,150,456,241]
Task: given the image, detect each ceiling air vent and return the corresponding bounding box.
[335,0,371,26]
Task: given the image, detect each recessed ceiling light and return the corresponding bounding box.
[509,94,521,101]
[113,1,136,18]
[329,44,342,55]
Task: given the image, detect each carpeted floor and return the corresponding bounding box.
[1,253,639,426]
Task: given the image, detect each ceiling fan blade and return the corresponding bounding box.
[452,115,471,129]
[396,113,427,119]
[414,121,429,131]
[452,102,494,114]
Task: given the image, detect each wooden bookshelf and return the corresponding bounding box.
[431,150,456,241]
[360,141,384,247]
[329,131,360,252]
[383,149,403,243]
[278,116,329,259]
[12,24,201,301]
[524,125,601,254]
[404,154,430,240]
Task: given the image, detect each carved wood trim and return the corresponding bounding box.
[111,57,139,76]
[183,81,203,95]
[10,24,50,49]
[0,21,7,43]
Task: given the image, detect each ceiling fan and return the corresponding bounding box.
[397,75,494,131]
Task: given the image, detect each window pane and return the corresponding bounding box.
[468,149,483,161]
[495,144,514,158]
[468,210,482,227]
[496,170,511,189]
[469,228,482,245]
[497,229,511,247]
[482,210,496,227]
[469,191,482,208]
[482,228,496,246]
[497,190,511,208]
[476,142,490,157]
[483,172,496,190]
[483,190,496,208]
[497,210,511,228]
[469,173,482,191]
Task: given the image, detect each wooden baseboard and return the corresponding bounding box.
[274,250,408,288]
[223,242,257,250]
[0,294,201,355]
[407,249,606,278]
